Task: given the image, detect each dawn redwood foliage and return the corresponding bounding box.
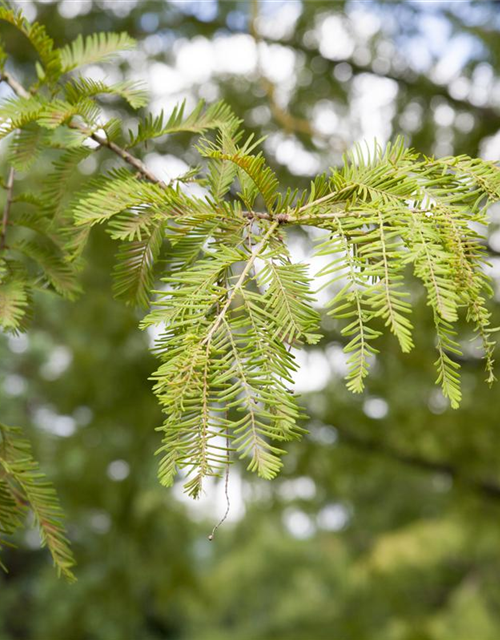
[0,5,499,578]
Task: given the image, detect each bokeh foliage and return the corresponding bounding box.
[1,1,500,639]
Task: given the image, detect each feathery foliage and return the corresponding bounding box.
[59,31,136,73]
[0,5,61,81]
[127,99,239,147]
[0,424,75,580]
[0,4,499,573]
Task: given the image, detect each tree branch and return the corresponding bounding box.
[333,423,500,502]
[344,58,499,124]
[257,35,499,127]
[0,71,354,228]
[0,70,461,233]
[250,0,344,149]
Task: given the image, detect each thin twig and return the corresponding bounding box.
[208,429,231,541]
[0,166,15,250]
[88,131,168,188]
[208,288,232,541]
[0,71,167,188]
[242,203,347,224]
[202,221,279,346]
[0,71,30,99]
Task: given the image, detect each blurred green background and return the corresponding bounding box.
[1,1,500,638]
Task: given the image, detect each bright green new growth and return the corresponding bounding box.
[0,4,499,572]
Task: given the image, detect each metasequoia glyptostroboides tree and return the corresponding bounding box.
[0,5,499,578]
